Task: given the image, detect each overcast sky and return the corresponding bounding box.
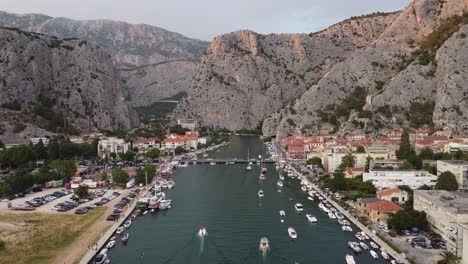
[1,0,411,41]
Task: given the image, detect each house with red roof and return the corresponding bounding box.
[133,137,161,153]
[377,187,409,205]
[344,167,365,178]
[357,198,402,227]
[162,132,198,151]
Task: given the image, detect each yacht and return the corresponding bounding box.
[306,214,317,223]
[381,250,389,260]
[288,227,297,239]
[258,190,265,197]
[355,232,364,241]
[123,220,132,229]
[359,231,370,240]
[370,241,379,249]
[277,181,283,187]
[94,252,108,264]
[198,226,207,237]
[121,233,129,242]
[246,164,252,171]
[294,203,304,212]
[345,255,356,264]
[370,250,379,259]
[143,210,148,215]
[307,196,314,201]
[348,242,361,252]
[328,212,337,219]
[301,186,307,192]
[360,242,369,250]
[343,220,351,225]
[259,237,269,251]
[106,240,115,249]
[116,227,124,234]
[342,226,353,232]
[308,191,316,197]
[109,236,116,241]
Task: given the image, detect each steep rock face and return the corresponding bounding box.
[0,11,210,105]
[0,28,139,143]
[174,13,398,130]
[269,0,468,136]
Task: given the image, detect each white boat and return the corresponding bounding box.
[381,250,389,260]
[143,210,148,215]
[198,226,207,237]
[360,231,370,240]
[301,186,307,192]
[307,196,314,201]
[328,212,336,219]
[343,220,351,225]
[348,242,361,252]
[123,220,132,228]
[346,254,356,264]
[246,165,252,171]
[370,241,379,249]
[288,227,297,239]
[109,236,116,241]
[159,199,172,210]
[306,214,317,223]
[277,181,283,187]
[279,175,285,180]
[106,240,115,249]
[246,149,252,170]
[294,203,304,212]
[116,227,124,234]
[121,233,129,242]
[308,191,316,197]
[259,237,269,251]
[94,252,108,264]
[335,212,345,219]
[342,225,352,232]
[370,250,379,259]
[150,209,155,213]
[259,174,267,180]
[355,232,364,241]
[279,210,286,217]
[258,190,265,197]
[360,242,369,250]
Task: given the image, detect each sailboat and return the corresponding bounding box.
[246,148,252,171]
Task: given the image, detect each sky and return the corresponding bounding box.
[1,0,411,41]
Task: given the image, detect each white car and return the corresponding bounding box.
[1,199,10,203]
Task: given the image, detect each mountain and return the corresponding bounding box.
[0,27,139,144]
[175,0,468,135]
[0,11,210,107]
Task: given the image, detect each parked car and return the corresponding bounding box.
[388,231,397,237]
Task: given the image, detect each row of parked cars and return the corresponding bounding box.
[106,190,139,221]
[23,189,72,208]
[53,189,107,213]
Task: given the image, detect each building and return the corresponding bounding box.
[133,137,160,153]
[377,187,409,204]
[288,142,305,159]
[29,137,49,146]
[370,159,406,170]
[437,160,468,190]
[324,153,367,173]
[177,119,197,130]
[414,190,468,258]
[445,142,468,154]
[344,167,365,178]
[357,198,401,227]
[363,170,437,189]
[162,132,198,151]
[366,144,393,160]
[69,136,84,144]
[97,137,131,158]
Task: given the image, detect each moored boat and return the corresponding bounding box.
[116,227,124,234]
[346,254,356,264]
[328,212,337,219]
[277,181,283,187]
[294,203,304,212]
[288,227,297,239]
[121,233,129,242]
[279,210,286,217]
[370,241,379,249]
[106,240,115,249]
[360,242,369,250]
[307,196,314,201]
[123,220,132,228]
[348,241,361,252]
[381,250,389,260]
[198,226,207,237]
[258,190,264,197]
[370,249,379,259]
[259,237,269,251]
[306,214,317,223]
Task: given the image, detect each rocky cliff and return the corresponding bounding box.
[174,13,398,130]
[0,27,139,143]
[0,11,210,106]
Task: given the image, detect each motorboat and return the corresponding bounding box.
[301,186,307,192]
[258,190,265,197]
[109,236,116,241]
[335,212,345,219]
[307,196,314,201]
[94,252,108,264]
[277,181,283,187]
[116,227,124,234]
[345,255,356,264]
[355,232,364,241]
[359,231,370,240]
[143,210,148,215]
[306,214,317,223]
[370,250,379,259]
[294,203,304,212]
[159,199,172,210]
[360,242,369,250]
[381,250,389,260]
[198,226,207,237]
[308,191,316,197]
[348,242,361,252]
[121,233,129,242]
[288,227,297,239]
[259,174,267,180]
[261,167,267,174]
[259,237,269,251]
[106,240,115,249]
[246,164,252,171]
[123,220,132,228]
[328,212,336,219]
[343,220,351,225]
[130,214,137,221]
[279,175,285,180]
[279,210,286,217]
[342,226,352,232]
[370,241,379,249]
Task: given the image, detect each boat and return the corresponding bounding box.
[106,240,115,249]
[381,250,389,260]
[277,181,283,187]
[246,149,252,171]
[355,232,364,241]
[335,212,345,219]
[109,236,116,241]
[342,225,352,232]
[198,226,207,237]
[288,227,297,239]
[360,242,369,250]
[279,210,286,217]
[359,231,370,240]
[143,210,148,215]
[328,212,337,219]
[123,220,132,228]
[261,167,267,174]
[348,242,361,252]
[370,250,379,259]
[301,186,307,192]
[370,241,379,249]
[130,214,137,221]
[259,174,267,180]
[259,237,269,251]
[307,196,314,201]
[258,190,265,197]
[121,233,129,242]
[308,191,316,197]
[279,175,285,180]
[150,209,155,213]
[116,227,124,234]
[294,203,304,212]
[94,252,108,264]
[346,255,356,264]
[159,199,172,210]
[306,214,317,223]
[343,220,351,225]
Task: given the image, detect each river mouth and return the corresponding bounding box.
[107,136,387,264]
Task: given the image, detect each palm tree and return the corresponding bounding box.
[438,251,458,264]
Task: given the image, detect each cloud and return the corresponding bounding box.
[0,0,411,40]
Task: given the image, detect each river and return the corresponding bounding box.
[107,136,388,264]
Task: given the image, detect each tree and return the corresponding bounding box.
[399,161,414,170]
[0,141,4,149]
[47,139,60,160]
[50,160,76,181]
[98,172,108,182]
[356,146,366,153]
[109,152,117,160]
[32,140,48,160]
[0,239,5,251]
[135,165,156,185]
[419,148,434,160]
[338,153,355,172]
[388,209,428,230]
[174,146,186,155]
[330,172,347,190]
[422,163,436,174]
[306,157,324,169]
[408,155,423,170]
[453,150,464,160]
[119,151,136,161]
[438,251,458,264]
[145,148,160,160]
[396,131,415,159]
[112,169,129,185]
[6,170,35,194]
[74,185,89,199]
[435,171,459,191]
[440,152,453,160]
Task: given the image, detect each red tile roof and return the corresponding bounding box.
[367,200,402,213]
[377,187,401,197]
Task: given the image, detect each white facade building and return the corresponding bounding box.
[29,137,49,146]
[437,160,468,190]
[97,137,131,158]
[445,142,468,153]
[324,153,367,173]
[363,170,437,189]
[177,119,197,130]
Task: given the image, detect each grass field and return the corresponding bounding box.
[0,208,106,264]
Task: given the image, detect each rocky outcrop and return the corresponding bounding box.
[174,13,398,130]
[0,11,210,106]
[0,28,139,143]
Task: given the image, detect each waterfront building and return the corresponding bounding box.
[437,160,468,190]
[133,137,161,153]
[414,190,468,258]
[356,198,401,227]
[376,187,408,204]
[366,144,393,160]
[363,170,437,189]
[324,153,367,173]
[162,132,198,151]
[97,137,131,158]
